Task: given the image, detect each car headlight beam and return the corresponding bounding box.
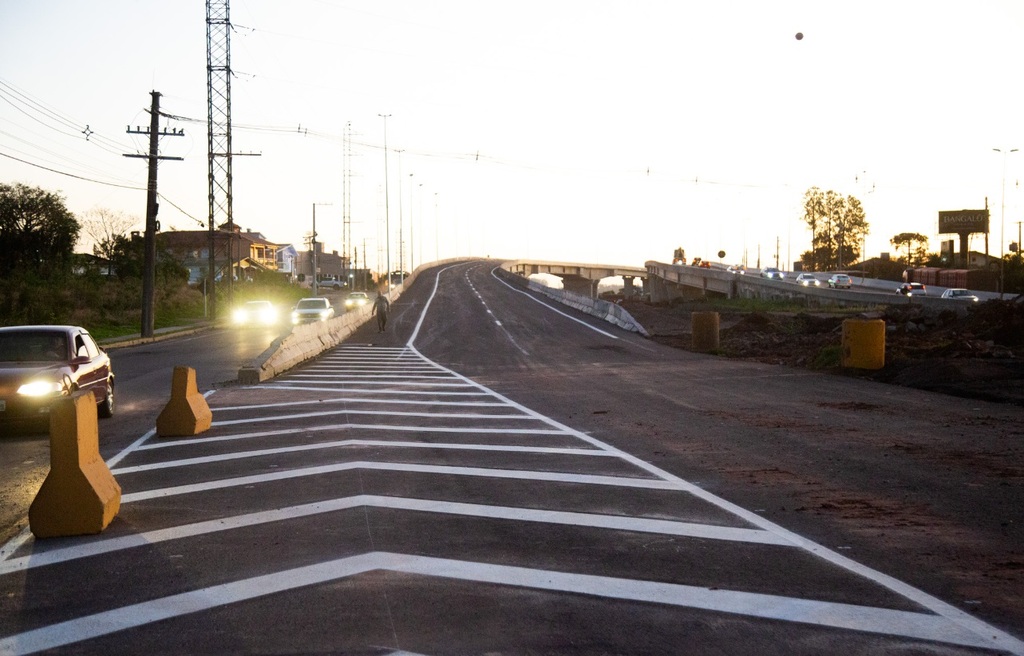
[18,380,63,397]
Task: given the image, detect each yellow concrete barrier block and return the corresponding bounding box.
[29,392,121,538]
[842,318,886,370]
[156,366,212,437]
[692,311,720,352]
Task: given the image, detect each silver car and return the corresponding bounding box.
[827,274,852,289]
[291,297,335,324]
[940,288,979,302]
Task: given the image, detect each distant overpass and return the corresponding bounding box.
[502,260,647,297]
[502,259,992,308]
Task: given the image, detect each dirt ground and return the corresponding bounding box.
[623,296,1024,407]
[619,296,1024,635]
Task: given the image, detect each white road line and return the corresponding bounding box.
[255,385,489,397]
[274,379,473,388]
[210,406,536,427]
[212,397,508,413]
[489,267,619,340]
[115,441,611,474]
[1,552,1007,656]
[281,373,455,380]
[406,265,1024,653]
[118,461,678,503]
[0,495,789,576]
[137,423,570,451]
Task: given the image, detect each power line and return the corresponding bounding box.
[0,149,144,190]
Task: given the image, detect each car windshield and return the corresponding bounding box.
[296,299,328,310]
[0,330,68,363]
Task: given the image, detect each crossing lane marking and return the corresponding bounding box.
[0,552,1004,656]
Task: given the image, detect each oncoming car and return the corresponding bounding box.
[291,297,335,324]
[794,273,820,286]
[827,274,853,289]
[760,267,784,280]
[0,325,114,425]
[232,300,278,326]
[344,291,370,310]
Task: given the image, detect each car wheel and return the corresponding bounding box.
[98,381,114,418]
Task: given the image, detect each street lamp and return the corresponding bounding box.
[994,147,1018,299]
[311,202,332,296]
[379,114,392,293]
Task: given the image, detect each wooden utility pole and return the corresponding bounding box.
[125,91,183,338]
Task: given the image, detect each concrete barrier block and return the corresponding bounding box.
[692,311,721,352]
[842,318,886,369]
[156,366,212,437]
[29,393,121,538]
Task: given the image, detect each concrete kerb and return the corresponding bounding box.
[100,322,215,350]
[236,270,429,384]
[236,258,522,384]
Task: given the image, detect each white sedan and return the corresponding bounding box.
[940,288,979,302]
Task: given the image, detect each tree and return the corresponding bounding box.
[890,232,929,267]
[800,187,870,271]
[0,183,80,277]
[81,207,139,275]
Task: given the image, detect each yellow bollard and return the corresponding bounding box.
[842,318,886,369]
[156,366,212,437]
[29,392,121,538]
[691,311,720,352]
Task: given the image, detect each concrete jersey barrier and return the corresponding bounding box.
[495,265,649,336]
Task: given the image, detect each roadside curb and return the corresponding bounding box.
[99,323,216,350]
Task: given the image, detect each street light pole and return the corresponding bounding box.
[994,147,1018,299]
[379,113,392,294]
[311,202,332,296]
[408,173,415,272]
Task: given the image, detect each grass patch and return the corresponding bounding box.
[811,345,843,369]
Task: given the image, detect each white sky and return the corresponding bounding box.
[2,0,1023,273]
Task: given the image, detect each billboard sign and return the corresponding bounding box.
[938,209,989,234]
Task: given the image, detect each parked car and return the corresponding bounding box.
[794,273,820,286]
[344,291,370,310]
[760,267,784,280]
[231,300,279,326]
[940,288,979,302]
[291,297,335,324]
[827,274,852,289]
[896,282,927,296]
[318,277,344,291]
[0,325,114,424]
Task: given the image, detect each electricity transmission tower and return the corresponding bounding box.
[206,0,232,320]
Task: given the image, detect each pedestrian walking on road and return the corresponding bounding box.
[372,293,390,333]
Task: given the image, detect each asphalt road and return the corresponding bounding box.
[0,323,282,547]
[1,260,1021,654]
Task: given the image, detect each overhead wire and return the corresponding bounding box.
[0,79,132,156]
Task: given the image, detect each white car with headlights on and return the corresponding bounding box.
[794,273,820,286]
[232,300,278,326]
[344,291,370,310]
[291,297,335,324]
[940,288,979,302]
